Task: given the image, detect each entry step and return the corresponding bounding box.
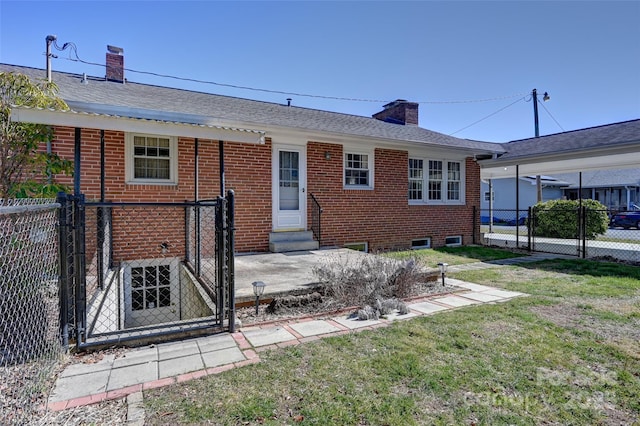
[269,231,319,252]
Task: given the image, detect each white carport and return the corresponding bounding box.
[478,119,640,215]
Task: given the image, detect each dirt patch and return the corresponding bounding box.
[236,281,461,326]
[529,300,640,358]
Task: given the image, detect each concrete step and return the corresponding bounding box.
[269,231,319,253]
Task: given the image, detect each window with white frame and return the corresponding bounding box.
[344,152,371,188]
[126,133,177,184]
[408,159,423,200]
[408,158,464,204]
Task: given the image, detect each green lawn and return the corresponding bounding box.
[143,258,640,425]
[383,246,526,268]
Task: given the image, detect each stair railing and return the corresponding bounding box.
[309,193,323,246]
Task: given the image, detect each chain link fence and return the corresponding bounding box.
[0,199,64,425]
[75,197,233,348]
[480,207,640,262]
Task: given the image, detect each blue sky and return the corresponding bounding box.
[1,1,638,142]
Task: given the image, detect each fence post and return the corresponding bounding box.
[581,205,587,259]
[216,196,227,326]
[97,205,104,290]
[57,192,70,350]
[74,194,87,347]
[527,206,532,252]
[226,190,236,333]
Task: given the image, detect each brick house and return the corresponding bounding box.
[3,57,504,255]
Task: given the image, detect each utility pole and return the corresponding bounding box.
[533,88,550,202]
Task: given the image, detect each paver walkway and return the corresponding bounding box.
[47,284,526,411]
[47,253,563,411]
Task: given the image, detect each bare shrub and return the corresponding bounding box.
[312,252,425,308]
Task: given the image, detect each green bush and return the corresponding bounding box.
[531,199,609,239]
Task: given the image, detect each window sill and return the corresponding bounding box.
[344,185,374,191]
[409,200,466,206]
[126,180,178,186]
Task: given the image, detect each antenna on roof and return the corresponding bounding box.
[45,35,57,82]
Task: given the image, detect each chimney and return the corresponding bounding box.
[372,99,419,125]
[106,45,124,82]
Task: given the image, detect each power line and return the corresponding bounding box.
[538,99,565,132]
[52,42,526,105]
[449,97,526,136]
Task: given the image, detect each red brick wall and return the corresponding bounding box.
[51,127,273,259]
[307,142,479,251]
[51,127,479,255]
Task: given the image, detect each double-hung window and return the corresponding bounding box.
[408,158,464,204]
[344,152,372,188]
[126,133,177,184]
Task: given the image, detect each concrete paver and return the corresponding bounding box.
[49,369,111,402]
[433,295,480,307]
[107,362,158,391]
[483,289,525,299]
[242,326,297,347]
[196,334,238,352]
[157,340,200,361]
[460,291,505,303]
[112,347,158,368]
[202,346,246,368]
[289,320,342,337]
[159,354,204,379]
[332,316,381,329]
[409,300,450,314]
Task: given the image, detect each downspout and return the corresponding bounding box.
[219,140,225,196]
[488,179,493,233]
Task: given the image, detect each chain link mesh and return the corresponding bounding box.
[81,201,224,346]
[480,208,640,262]
[0,199,64,425]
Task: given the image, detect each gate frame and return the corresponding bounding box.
[58,191,236,350]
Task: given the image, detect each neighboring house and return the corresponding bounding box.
[2,55,504,257]
[555,169,640,211]
[480,175,570,216]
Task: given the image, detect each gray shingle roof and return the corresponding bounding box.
[1,64,503,154]
[549,169,640,188]
[499,119,640,160]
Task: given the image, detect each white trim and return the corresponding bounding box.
[408,157,466,205]
[445,236,462,247]
[411,238,432,249]
[10,106,266,144]
[344,242,368,252]
[272,144,307,231]
[125,132,178,185]
[343,149,374,190]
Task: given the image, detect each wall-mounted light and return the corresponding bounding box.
[437,262,448,287]
[252,281,266,315]
[324,151,331,160]
[160,242,169,254]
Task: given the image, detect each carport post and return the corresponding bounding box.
[516,165,520,248]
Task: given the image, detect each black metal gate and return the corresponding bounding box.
[57,191,236,350]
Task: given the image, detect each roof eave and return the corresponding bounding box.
[10,106,266,144]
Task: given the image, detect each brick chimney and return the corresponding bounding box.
[105,45,124,82]
[372,99,419,125]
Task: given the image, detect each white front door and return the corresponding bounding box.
[272,145,306,230]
